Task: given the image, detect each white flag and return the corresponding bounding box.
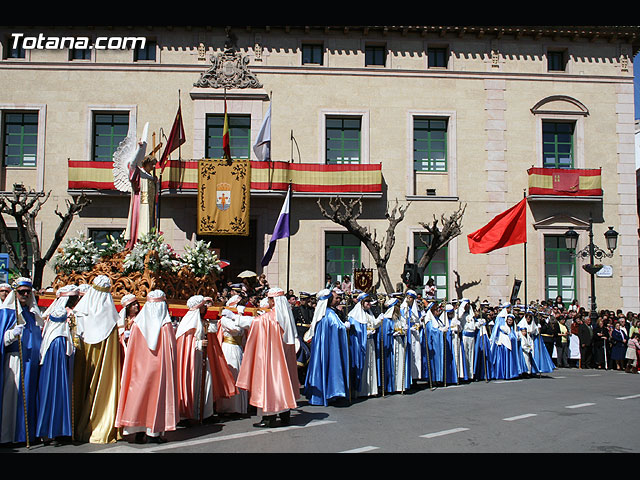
[253,103,271,161]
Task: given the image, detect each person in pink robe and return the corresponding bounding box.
[115,289,179,444]
[236,287,300,428]
[176,295,238,424]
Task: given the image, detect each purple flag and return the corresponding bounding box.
[261,186,291,267]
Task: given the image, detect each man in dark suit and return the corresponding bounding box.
[578,314,594,369]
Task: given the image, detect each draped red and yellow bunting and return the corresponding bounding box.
[527,167,602,196]
[67,159,383,194]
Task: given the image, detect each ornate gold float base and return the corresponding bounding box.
[51,250,218,303]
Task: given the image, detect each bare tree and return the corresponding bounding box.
[416,203,467,272]
[317,196,410,294]
[0,183,91,289]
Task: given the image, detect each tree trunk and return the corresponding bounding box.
[0,184,90,289]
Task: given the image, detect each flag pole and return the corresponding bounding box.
[523,189,528,307]
[268,91,273,190]
[286,182,291,292]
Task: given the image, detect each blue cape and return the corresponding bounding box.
[0,306,42,443]
[36,314,73,439]
[304,308,350,406]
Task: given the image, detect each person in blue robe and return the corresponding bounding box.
[381,296,412,393]
[420,301,437,386]
[0,278,43,446]
[423,303,457,385]
[531,314,556,374]
[474,316,492,381]
[36,285,79,445]
[490,313,522,379]
[304,289,350,406]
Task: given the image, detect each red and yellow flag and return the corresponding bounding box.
[223,99,231,161]
[527,168,602,196]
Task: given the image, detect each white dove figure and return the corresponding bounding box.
[113,122,151,193]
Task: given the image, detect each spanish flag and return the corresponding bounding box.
[467,199,527,254]
[223,98,231,161]
[527,167,602,196]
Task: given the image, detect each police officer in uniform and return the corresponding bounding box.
[292,292,313,385]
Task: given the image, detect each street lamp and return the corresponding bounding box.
[564,218,618,322]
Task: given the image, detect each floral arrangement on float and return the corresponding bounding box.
[51,229,221,301]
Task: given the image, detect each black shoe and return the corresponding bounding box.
[279,410,291,426]
[253,416,277,428]
[134,432,147,444]
[146,435,167,444]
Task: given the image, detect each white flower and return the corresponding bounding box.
[52,231,101,274]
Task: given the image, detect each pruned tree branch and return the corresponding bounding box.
[317,196,411,294]
[0,183,91,288]
[417,202,466,270]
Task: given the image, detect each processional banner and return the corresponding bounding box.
[197,160,251,236]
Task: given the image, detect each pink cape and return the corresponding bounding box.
[176,329,238,420]
[236,310,300,414]
[115,323,179,433]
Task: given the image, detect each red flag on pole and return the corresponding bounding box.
[222,98,231,161]
[467,198,527,254]
[159,105,186,173]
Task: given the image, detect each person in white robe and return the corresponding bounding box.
[401,290,422,383]
[458,299,480,381]
[214,295,253,415]
[517,311,538,376]
[447,303,466,381]
[348,292,382,398]
[383,296,410,393]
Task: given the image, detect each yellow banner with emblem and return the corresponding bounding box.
[197,160,251,236]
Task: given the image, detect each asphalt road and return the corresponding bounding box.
[3,367,639,454]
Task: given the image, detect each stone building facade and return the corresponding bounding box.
[1,25,638,311]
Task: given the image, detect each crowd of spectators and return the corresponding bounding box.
[192,273,640,375]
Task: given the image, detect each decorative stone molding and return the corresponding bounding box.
[194,44,262,90]
[530,95,589,116]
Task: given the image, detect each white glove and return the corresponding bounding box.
[221,309,235,319]
[11,324,25,337]
[5,324,25,345]
[123,330,131,339]
[344,321,351,329]
[237,305,245,314]
[440,326,448,333]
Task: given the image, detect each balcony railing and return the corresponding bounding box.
[67,159,383,196]
[527,167,602,197]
